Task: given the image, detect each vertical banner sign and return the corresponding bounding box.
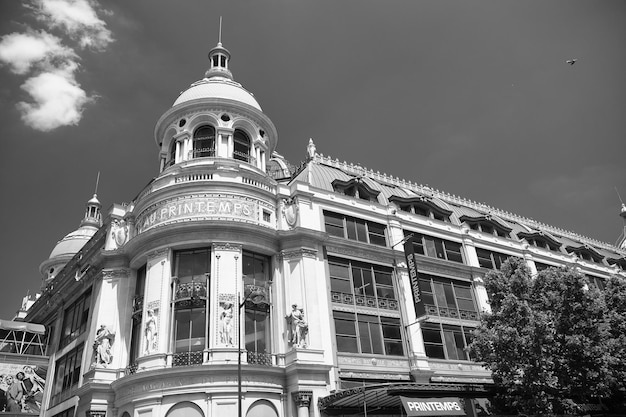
[404,238,426,317]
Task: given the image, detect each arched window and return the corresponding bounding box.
[168,140,176,166]
[193,126,215,158]
[233,129,251,162]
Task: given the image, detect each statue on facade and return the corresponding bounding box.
[144,309,158,354]
[93,325,114,367]
[110,219,129,248]
[218,301,234,345]
[287,304,308,348]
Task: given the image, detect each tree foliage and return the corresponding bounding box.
[469,258,626,415]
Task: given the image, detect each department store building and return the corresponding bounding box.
[21,41,626,417]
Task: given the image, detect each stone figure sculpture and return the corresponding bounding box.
[94,324,114,366]
[144,309,158,354]
[287,304,308,348]
[218,301,234,345]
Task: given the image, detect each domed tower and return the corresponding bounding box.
[39,193,102,283]
[153,40,278,173]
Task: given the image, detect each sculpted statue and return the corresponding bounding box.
[218,301,234,345]
[144,309,158,354]
[287,304,308,348]
[94,325,114,367]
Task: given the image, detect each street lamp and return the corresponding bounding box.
[237,287,266,417]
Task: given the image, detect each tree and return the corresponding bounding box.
[470,257,620,415]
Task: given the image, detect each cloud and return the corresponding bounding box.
[0,0,113,131]
[31,0,113,50]
[0,31,75,74]
[16,62,93,131]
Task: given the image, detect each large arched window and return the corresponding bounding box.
[193,126,215,158]
[233,129,251,162]
[171,248,210,366]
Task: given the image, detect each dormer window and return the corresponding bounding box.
[193,126,215,158]
[565,245,604,264]
[460,215,511,238]
[518,232,561,252]
[233,129,251,162]
[607,256,626,271]
[389,196,451,222]
[332,178,380,203]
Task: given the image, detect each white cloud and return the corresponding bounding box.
[31,0,113,49]
[0,31,75,74]
[16,63,93,131]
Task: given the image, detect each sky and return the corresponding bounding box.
[0,0,625,320]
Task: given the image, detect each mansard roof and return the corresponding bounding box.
[290,153,626,257]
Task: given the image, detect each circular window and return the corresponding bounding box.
[221,114,231,122]
[179,119,187,127]
[259,129,265,137]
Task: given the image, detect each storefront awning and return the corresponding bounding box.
[318,382,492,416]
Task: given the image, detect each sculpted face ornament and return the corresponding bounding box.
[283,197,298,228]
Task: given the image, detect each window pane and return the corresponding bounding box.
[355,219,367,242]
[443,330,458,360]
[337,336,358,352]
[421,328,442,344]
[445,241,463,263]
[425,344,445,359]
[424,238,437,258]
[434,239,446,259]
[346,218,357,240]
[385,340,404,356]
[374,269,392,286]
[331,277,352,293]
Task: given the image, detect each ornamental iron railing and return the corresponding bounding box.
[172,350,204,367]
[330,291,399,311]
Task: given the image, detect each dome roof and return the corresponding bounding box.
[48,224,99,259]
[173,76,262,111]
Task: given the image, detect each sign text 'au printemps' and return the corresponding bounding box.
[136,194,264,233]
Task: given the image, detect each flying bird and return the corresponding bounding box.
[566,59,578,65]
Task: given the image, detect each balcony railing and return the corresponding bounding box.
[172,350,204,367]
[189,148,216,159]
[424,304,479,321]
[174,281,207,300]
[330,291,399,311]
[247,351,274,366]
[233,150,256,165]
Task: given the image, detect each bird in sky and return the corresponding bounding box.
[566,58,578,65]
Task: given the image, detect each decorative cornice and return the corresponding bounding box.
[279,248,318,260]
[213,243,242,252]
[102,268,130,280]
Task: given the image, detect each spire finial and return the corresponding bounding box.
[218,16,223,45]
[94,171,100,196]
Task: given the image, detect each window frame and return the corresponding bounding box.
[323,211,387,246]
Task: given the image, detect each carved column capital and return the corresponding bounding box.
[85,411,106,417]
[292,390,313,408]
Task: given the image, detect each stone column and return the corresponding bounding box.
[292,391,312,417]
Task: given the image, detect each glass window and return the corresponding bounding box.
[193,125,215,158]
[421,323,473,360]
[405,232,464,264]
[59,291,91,348]
[334,312,403,356]
[323,211,387,246]
[419,275,478,321]
[234,129,250,162]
